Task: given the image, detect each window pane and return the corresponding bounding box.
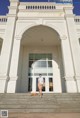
[34,61,47,67]
[29,53,52,60]
[48,61,52,67]
[29,54,34,60]
[49,78,53,91]
[35,61,41,67]
[40,61,47,67]
[41,54,46,60]
[48,73,53,76]
[29,61,34,67]
[48,54,52,60]
[28,78,32,91]
[29,54,52,68]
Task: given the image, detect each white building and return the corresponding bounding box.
[0,0,80,93]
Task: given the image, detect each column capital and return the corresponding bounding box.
[75,76,80,80]
[63,5,74,17]
[63,76,74,81]
[15,36,22,40]
[8,0,19,17]
[0,75,9,80]
[9,0,19,2]
[9,76,18,81]
[61,35,67,40]
[63,6,73,11]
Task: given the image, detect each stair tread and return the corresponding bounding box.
[0,93,80,113]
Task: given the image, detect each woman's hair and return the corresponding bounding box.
[39,74,42,76]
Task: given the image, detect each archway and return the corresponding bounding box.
[16,25,65,93]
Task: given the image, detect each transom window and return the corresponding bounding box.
[28,53,54,92]
[29,53,52,68]
[28,53,53,76]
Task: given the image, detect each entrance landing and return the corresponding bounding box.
[8,113,80,118]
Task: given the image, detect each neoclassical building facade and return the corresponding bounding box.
[0,0,80,93]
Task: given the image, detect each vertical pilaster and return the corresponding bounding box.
[0,0,19,93]
[64,7,80,92]
[7,37,21,93]
[61,36,77,92]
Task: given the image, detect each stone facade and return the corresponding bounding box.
[0,0,80,93]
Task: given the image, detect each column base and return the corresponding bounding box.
[7,77,18,93]
[65,77,77,93]
[0,76,9,93]
[76,76,80,92]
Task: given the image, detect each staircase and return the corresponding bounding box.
[0,93,80,113]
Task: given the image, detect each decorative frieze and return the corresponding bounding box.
[74,16,80,23]
[0,17,7,22]
[26,5,56,10]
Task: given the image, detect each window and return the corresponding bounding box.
[29,53,52,68]
[28,53,53,76]
[49,78,53,91]
[35,61,47,68]
[48,61,52,67]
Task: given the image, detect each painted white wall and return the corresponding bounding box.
[0,2,80,93]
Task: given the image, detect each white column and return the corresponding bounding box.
[7,37,21,93]
[64,7,80,92]
[31,77,36,93]
[0,0,19,93]
[45,77,49,92]
[61,36,77,92]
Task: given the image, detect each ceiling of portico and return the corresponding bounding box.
[21,25,60,47]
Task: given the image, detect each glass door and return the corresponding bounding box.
[36,76,45,92]
[28,53,54,93]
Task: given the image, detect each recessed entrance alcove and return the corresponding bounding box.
[16,25,65,93]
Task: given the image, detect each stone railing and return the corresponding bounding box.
[22,0,72,3]
[74,16,80,23]
[0,16,7,22]
[26,5,56,10]
[49,0,72,3]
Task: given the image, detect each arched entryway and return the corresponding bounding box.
[16,25,65,93]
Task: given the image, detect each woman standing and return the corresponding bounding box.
[38,74,44,98]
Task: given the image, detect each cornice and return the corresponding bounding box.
[8,6,19,10]
[63,6,73,10]
[65,14,75,18]
[9,0,19,2]
[17,17,65,21]
[7,14,18,18]
[19,9,63,12]
[0,23,7,25]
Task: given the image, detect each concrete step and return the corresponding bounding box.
[8,112,80,118]
[0,108,80,113]
[0,93,80,113]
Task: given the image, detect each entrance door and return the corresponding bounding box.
[28,53,54,93]
[36,76,53,92]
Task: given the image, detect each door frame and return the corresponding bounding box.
[28,75,54,93]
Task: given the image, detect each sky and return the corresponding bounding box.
[0,0,80,15]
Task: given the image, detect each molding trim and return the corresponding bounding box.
[9,0,19,2]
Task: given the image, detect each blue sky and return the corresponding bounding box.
[0,0,80,15]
